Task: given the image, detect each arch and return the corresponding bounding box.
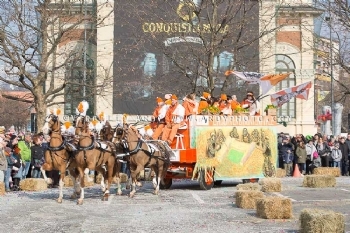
[275,54,296,118]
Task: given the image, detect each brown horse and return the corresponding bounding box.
[41,112,78,203]
[118,123,170,197]
[74,115,118,204]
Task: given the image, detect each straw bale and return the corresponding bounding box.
[313,167,341,177]
[63,176,74,187]
[256,197,293,219]
[260,178,282,192]
[63,175,94,187]
[300,208,345,233]
[0,182,5,195]
[236,183,260,191]
[235,190,264,209]
[302,175,336,188]
[276,168,286,178]
[19,178,48,191]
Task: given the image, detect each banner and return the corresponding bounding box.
[194,126,277,178]
[270,81,312,107]
[318,90,329,102]
[225,70,290,95]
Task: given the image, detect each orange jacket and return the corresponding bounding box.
[182,99,196,117]
[152,106,161,118]
[165,103,177,124]
[198,98,209,114]
[231,100,241,110]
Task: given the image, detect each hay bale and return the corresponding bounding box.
[236,183,260,191]
[235,190,264,209]
[0,182,5,195]
[19,178,48,191]
[256,197,292,219]
[260,178,282,192]
[313,167,341,177]
[300,208,345,233]
[302,175,336,188]
[63,176,94,187]
[276,168,286,178]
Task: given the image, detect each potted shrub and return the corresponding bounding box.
[265,104,277,116]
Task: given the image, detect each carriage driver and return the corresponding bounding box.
[161,94,185,145]
[151,97,170,140]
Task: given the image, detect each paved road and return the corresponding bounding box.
[0,177,349,233]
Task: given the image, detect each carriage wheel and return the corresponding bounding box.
[214,180,223,186]
[199,170,214,190]
[160,178,172,190]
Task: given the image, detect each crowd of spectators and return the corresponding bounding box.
[278,132,350,176]
[0,126,59,192]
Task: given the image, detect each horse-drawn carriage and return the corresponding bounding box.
[125,114,278,190]
[40,104,278,204]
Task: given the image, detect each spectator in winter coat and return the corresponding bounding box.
[281,137,294,176]
[338,137,349,176]
[331,142,342,170]
[305,139,316,174]
[30,135,45,178]
[0,139,7,183]
[296,141,307,175]
[17,133,32,179]
[316,137,330,167]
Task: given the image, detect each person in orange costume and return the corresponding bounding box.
[182,93,198,117]
[230,95,241,111]
[198,91,211,114]
[219,94,228,112]
[151,97,169,140]
[161,94,185,145]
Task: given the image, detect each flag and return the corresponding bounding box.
[317,90,329,102]
[270,81,312,107]
[259,73,291,95]
[225,70,291,95]
[225,70,264,84]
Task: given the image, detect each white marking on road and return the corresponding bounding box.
[340,188,350,192]
[271,192,297,202]
[191,192,205,204]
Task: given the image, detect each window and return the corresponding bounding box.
[275,54,296,118]
[65,54,95,116]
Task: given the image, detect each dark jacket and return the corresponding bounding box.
[338,141,349,162]
[30,144,45,167]
[281,142,294,163]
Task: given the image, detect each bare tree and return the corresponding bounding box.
[0,0,112,130]
[0,93,31,130]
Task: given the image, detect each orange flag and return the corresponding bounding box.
[260,72,291,86]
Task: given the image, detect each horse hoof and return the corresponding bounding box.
[153,191,159,195]
[47,178,53,185]
[77,199,83,205]
[117,191,122,196]
[129,192,135,198]
[57,198,63,203]
[136,182,142,187]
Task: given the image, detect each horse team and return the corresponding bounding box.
[40,105,170,205]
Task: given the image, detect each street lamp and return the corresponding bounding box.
[325,8,334,135]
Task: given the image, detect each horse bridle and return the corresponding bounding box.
[45,114,61,133]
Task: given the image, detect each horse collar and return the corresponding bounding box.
[123,138,142,155]
[77,136,95,151]
[47,137,66,152]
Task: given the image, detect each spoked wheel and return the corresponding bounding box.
[214,180,223,186]
[160,178,172,190]
[199,170,214,190]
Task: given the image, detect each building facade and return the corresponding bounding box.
[51,0,334,135]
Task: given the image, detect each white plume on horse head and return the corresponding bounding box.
[95,122,104,132]
[67,126,75,135]
[76,100,89,116]
[46,108,51,116]
[88,121,95,131]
